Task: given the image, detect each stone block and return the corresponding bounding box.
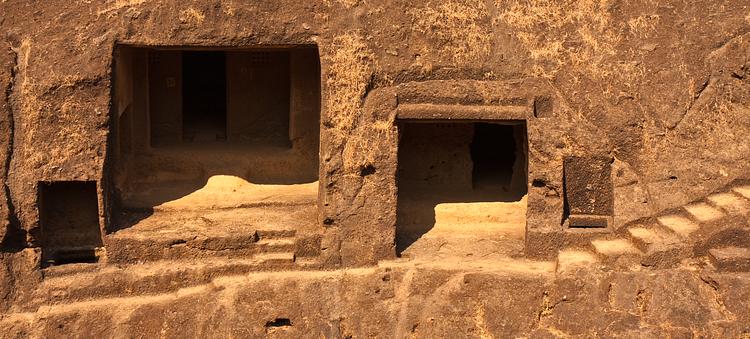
[709,247,750,272]
[563,156,613,227]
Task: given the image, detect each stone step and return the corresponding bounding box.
[555,249,598,275]
[625,226,688,268]
[640,243,690,268]
[590,238,641,260]
[257,228,297,240]
[24,254,303,312]
[731,185,750,200]
[683,202,725,223]
[254,252,296,265]
[104,233,297,264]
[294,256,322,269]
[626,227,659,252]
[706,192,750,215]
[656,214,700,238]
[256,238,296,252]
[708,246,750,272]
[627,227,672,251]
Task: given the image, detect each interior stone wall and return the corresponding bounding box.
[398,123,474,190]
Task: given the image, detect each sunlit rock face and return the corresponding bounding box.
[1,0,750,336]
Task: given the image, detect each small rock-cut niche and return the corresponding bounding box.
[38,181,102,265]
[395,122,528,255]
[265,318,292,328]
[264,318,292,334]
[563,156,614,228]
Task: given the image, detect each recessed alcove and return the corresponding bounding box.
[563,156,614,229]
[38,181,103,265]
[396,121,528,257]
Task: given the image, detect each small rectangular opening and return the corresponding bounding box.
[38,181,102,265]
[396,121,528,256]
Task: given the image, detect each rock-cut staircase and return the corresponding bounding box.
[556,184,750,274]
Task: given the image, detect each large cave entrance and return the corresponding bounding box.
[108,45,322,263]
[396,121,528,258]
[115,45,319,196]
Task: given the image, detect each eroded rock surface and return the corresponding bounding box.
[1,0,750,336]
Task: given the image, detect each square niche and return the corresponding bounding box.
[396,121,528,255]
[38,181,103,265]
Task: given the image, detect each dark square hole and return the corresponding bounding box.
[38,181,102,265]
[471,123,523,191]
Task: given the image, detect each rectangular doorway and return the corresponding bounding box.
[395,121,528,257]
[182,51,227,142]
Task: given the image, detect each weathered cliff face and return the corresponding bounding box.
[0,0,748,263]
[0,43,13,247]
[0,0,749,336]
